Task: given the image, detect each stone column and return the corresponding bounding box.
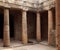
[48,9,53,45]
[22,10,28,44]
[56,0,60,50]
[36,12,41,42]
[3,8,10,47]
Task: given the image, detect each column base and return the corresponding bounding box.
[3,45,10,47]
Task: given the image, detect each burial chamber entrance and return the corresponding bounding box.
[9,9,22,42]
[27,11,36,43]
[40,11,48,42]
[0,9,4,41]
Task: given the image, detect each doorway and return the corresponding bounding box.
[27,11,36,43]
[9,9,22,47]
[9,13,14,40]
[40,11,48,42]
[9,9,22,41]
[0,9,4,40]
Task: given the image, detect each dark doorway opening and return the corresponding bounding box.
[40,11,48,41]
[9,14,14,39]
[52,8,56,30]
[0,12,4,40]
[10,9,22,41]
[9,9,22,47]
[27,11,36,43]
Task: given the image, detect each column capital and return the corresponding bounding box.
[37,11,40,17]
[4,7,10,10]
[22,9,27,12]
[22,7,28,12]
[48,9,53,11]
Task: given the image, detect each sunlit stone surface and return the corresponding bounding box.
[0,44,56,50]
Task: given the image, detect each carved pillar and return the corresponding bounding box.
[56,0,60,50]
[48,10,53,45]
[22,10,28,44]
[36,12,41,42]
[3,8,10,47]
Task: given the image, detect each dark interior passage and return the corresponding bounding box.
[9,14,14,38]
[0,12,4,39]
[40,11,48,41]
[52,8,56,30]
[10,9,22,41]
[27,11,36,41]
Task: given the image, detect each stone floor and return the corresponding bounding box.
[0,44,56,50]
[0,39,56,50]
